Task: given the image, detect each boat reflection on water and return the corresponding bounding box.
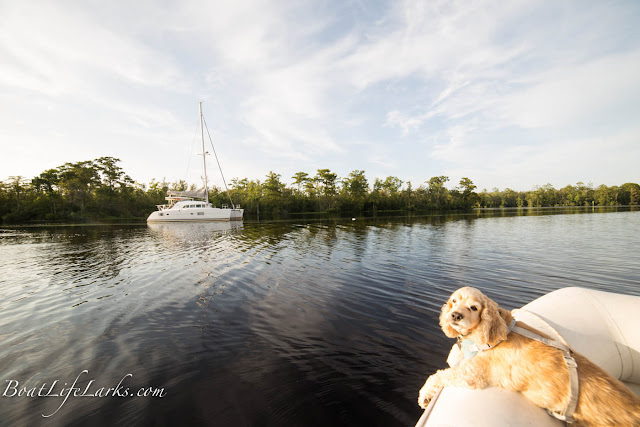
[147,221,243,241]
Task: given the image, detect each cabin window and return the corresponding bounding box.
[159,213,163,216]
[197,212,204,216]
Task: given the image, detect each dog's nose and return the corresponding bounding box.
[451,311,463,322]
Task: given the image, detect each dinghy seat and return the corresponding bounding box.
[522,287,640,395]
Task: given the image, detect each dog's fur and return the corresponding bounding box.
[418,287,640,426]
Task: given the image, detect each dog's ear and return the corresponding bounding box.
[498,307,514,325]
[477,296,508,346]
[439,300,459,338]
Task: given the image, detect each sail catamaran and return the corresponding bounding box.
[147,103,243,222]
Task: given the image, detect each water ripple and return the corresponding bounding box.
[0,210,639,425]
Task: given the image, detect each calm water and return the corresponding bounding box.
[1,208,639,426]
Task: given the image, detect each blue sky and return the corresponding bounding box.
[1,0,639,192]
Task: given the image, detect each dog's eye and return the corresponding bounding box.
[452,299,456,303]
[470,306,478,311]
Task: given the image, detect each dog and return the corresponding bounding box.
[418,287,640,426]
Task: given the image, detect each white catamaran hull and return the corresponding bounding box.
[147,207,243,222]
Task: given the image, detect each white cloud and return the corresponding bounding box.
[0,0,638,190]
[497,49,640,129]
[0,3,182,93]
[339,0,525,89]
[431,122,479,162]
[366,0,640,190]
[437,124,640,191]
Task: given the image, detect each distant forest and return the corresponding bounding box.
[1,157,639,224]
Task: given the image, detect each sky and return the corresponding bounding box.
[1,0,639,192]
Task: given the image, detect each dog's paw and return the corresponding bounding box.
[417,378,440,409]
[417,390,429,409]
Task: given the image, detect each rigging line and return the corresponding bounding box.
[202,116,236,209]
[185,119,200,187]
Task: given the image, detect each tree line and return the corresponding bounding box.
[1,157,638,223]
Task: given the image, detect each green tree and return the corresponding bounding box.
[381,176,403,195]
[93,157,135,215]
[245,179,263,214]
[575,182,594,206]
[315,169,338,211]
[32,169,60,217]
[559,185,577,206]
[147,179,169,203]
[501,188,519,207]
[403,181,415,210]
[620,183,640,205]
[95,157,132,192]
[292,172,310,194]
[315,169,338,197]
[594,185,619,206]
[427,176,450,209]
[369,178,384,210]
[342,170,369,198]
[8,176,27,213]
[262,172,287,214]
[341,170,369,211]
[304,177,319,199]
[458,177,477,208]
[170,180,188,191]
[264,172,284,199]
[58,161,100,215]
[4,157,640,223]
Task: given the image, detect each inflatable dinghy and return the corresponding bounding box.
[416,287,640,426]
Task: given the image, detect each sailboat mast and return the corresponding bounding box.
[199,101,209,204]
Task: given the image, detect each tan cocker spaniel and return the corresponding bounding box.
[418,287,640,426]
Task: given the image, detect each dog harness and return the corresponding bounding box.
[458,319,579,424]
[458,319,517,358]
